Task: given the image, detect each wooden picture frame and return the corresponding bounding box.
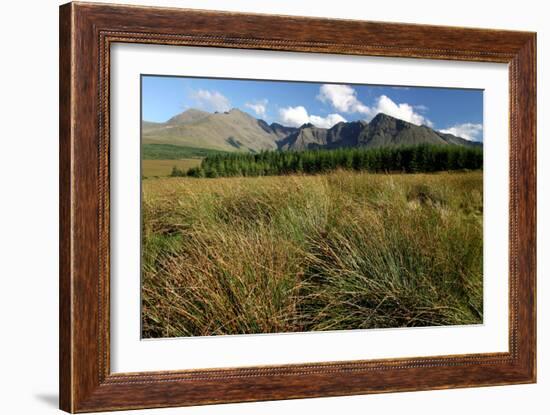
[59,2,536,412]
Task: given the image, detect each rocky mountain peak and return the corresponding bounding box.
[143,109,481,153]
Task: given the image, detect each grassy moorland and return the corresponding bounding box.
[141,144,231,177]
[142,159,202,178]
[141,170,483,338]
[142,143,230,160]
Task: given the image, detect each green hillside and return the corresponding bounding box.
[142,144,230,160]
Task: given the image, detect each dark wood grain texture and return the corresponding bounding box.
[59,2,536,412]
[59,3,73,411]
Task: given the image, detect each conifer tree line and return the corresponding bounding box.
[173,144,483,178]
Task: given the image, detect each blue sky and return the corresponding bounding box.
[142,75,484,141]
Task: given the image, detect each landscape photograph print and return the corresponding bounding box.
[141,75,484,339]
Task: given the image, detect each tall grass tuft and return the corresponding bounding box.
[142,170,483,338]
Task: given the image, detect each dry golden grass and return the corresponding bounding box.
[142,170,483,338]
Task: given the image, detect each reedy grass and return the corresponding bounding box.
[141,170,482,338]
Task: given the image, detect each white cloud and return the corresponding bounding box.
[439,123,483,141]
[317,85,431,127]
[317,84,371,115]
[414,104,429,112]
[279,106,309,126]
[309,113,348,128]
[372,95,433,127]
[245,99,268,118]
[279,106,346,128]
[190,89,231,112]
[280,93,432,129]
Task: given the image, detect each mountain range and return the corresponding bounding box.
[142,108,481,153]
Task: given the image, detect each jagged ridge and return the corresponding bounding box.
[142,109,481,153]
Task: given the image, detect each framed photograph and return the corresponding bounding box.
[59,2,536,412]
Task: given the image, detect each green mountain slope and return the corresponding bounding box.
[142,108,281,152]
[142,109,482,154]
